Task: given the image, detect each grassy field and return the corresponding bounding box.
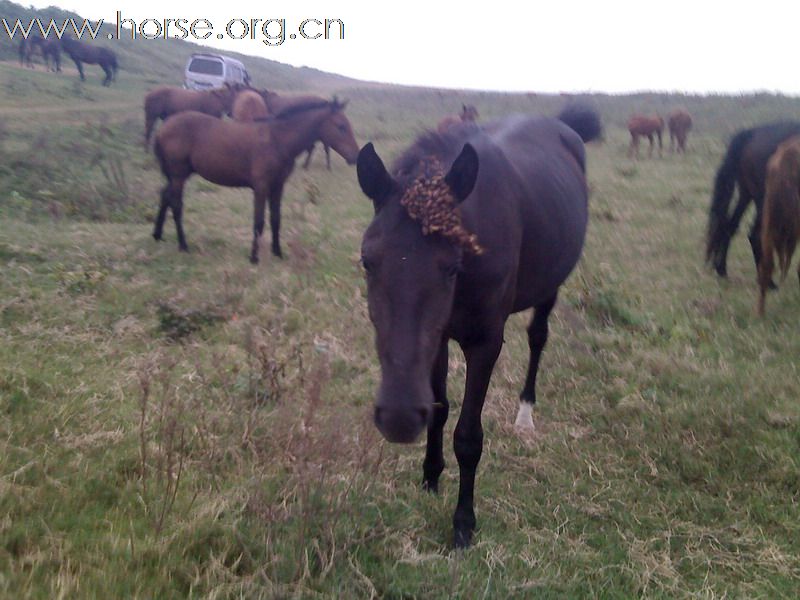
[2,45,800,599]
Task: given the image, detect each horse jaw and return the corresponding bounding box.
[514,402,535,433]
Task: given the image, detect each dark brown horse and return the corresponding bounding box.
[627,114,664,158]
[18,36,60,71]
[706,121,800,281]
[757,135,800,315]
[668,109,692,153]
[144,85,239,146]
[153,99,359,263]
[18,37,35,68]
[357,105,601,547]
[60,37,117,86]
[437,104,480,134]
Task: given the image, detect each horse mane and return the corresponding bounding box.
[269,98,343,121]
[393,124,478,181]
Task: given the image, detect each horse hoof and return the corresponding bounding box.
[768,280,778,291]
[179,245,189,253]
[152,233,162,242]
[250,256,259,265]
[421,478,439,494]
[453,528,473,549]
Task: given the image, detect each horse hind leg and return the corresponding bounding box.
[628,135,638,159]
[166,179,188,252]
[152,184,171,241]
[302,144,315,169]
[748,208,776,288]
[102,65,113,86]
[515,294,557,432]
[757,226,775,316]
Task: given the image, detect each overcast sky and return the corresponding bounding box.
[22,0,800,95]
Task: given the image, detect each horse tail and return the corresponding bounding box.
[705,127,755,266]
[557,104,602,143]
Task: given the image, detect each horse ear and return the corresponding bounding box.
[445,144,479,203]
[358,143,395,211]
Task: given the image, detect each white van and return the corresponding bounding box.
[184,53,251,90]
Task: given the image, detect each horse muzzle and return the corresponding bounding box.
[374,403,430,444]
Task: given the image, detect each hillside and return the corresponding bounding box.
[0,0,358,91]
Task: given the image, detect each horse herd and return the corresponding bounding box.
[18,35,118,86]
[138,81,800,546]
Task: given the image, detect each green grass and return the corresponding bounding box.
[1,45,800,598]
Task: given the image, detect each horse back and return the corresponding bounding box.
[738,122,800,199]
[464,117,589,310]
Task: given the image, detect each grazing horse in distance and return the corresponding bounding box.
[668,109,692,153]
[153,99,359,262]
[60,37,117,86]
[706,121,800,281]
[143,85,240,147]
[356,105,601,547]
[627,114,664,158]
[757,135,800,315]
[18,38,34,68]
[437,104,480,134]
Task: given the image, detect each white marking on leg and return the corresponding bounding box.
[514,402,535,432]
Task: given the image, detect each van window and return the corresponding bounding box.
[188,58,223,76]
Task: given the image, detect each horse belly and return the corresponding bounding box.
[513,177,588,310]
[190,153,251,188]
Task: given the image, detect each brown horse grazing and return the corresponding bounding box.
[627,114,664,158]
[144,85,239,147]
[757,135,800,315]
[60,37,117,86]
[357,105,601,547]
[668,109,692,153]
[706,121,800,281]
[437,104,480,134]
[153,99,359,263]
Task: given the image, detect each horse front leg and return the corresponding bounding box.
[73,59,85,81]
[266,181,286,259]
[452,330,503,548]
[422,338,450,493]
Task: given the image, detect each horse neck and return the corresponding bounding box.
[271,106,334,159]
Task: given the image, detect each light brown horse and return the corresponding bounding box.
[668,109,693,154]
[231,89,270,121]
[144,85,240,147]
[436,104,479,134]
[627,114,664,158]
[153,99,359,263]
[757,135,800,315]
